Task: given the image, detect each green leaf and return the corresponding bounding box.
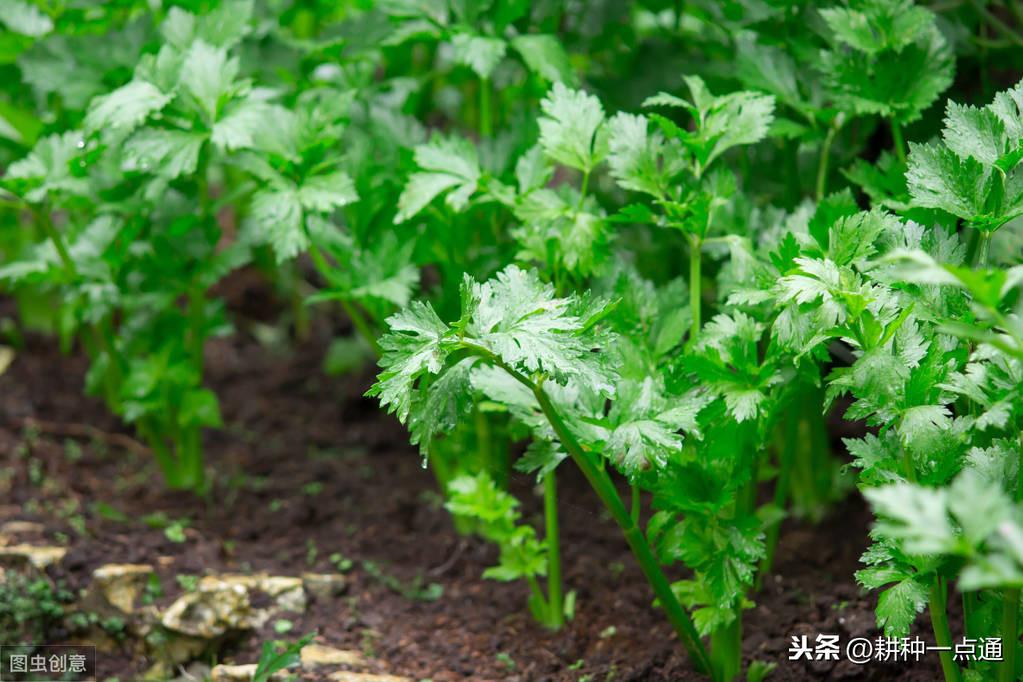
[948,470,1012,546]
[734,33,804,114]
[252,632,314,682]
[395,172,463,223]
[828,210,899,266]
[602,378,705,474]
[514,439,567,482]
[347,234,418,306]
[686,76,775,167]
[251,188,305,262]
[863,483,954,555]
[538,83,606,173]
[904,79,1023,230]
[646,76,774,172]
[461,265,615,393]
[85,81,172,134]
[942,101,1008,167]
[123,128,206,179]
[298,171,358,213]
[991,81,1023,149]
[820,24,953,124]
[395,135,480,222]
[511,34,575,85]
[211,98,271,151]
[0,0,52,37]
[179,388,222,428]
[606,112,685,198]
[906,142,990,222]
[161,1,254,49]
[451,32,506,80]
[4,131,88,201]
[874,576,929,637]
[370,301,450,422]
[821,1,934,54]
[179,40,240,122]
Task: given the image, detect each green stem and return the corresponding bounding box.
[1001,588,1019,682]
[709,616,742,682]
[969,0,1023,46]
[527,575,549,613]
[631,482,641,525]
[479,77,492,138]
[178,426,205,493]
[339,298,382,356]
[544,470,564,629]
[758,422,795,586]
[1002,437,1023,681]
[815,123,839,201]
[138,422,178,485]
[577,170,590,212]
[899,423,958,681]
[459,344,714,675]
[308,242,382,356]
[975,231,991,267]
[475,407,492,479]
[291,263,311,342]
[39,210,75,274]
[39,209,125,401]
[531,380,714,677]
[890,119,907,164]
[188,286,205,373]
[963,591,978,642]
[929,577,961,682]
[688,234,702,347]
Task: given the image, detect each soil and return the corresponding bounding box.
[0,274,948,682]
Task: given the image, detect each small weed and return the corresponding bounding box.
[496,652,515,671]
[175,575,199,592]
[361,560,443,602]
[142,574,163,605]
[302,481,324,497]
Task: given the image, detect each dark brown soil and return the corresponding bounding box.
[0,279,948,681]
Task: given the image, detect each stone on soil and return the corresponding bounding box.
[302,572,348,600]
[160,574,307,640]
[0,544,66,570]
[161,579,254,638]
[90,563,154,613]
[300,643,365,668]
[328,673,412,682]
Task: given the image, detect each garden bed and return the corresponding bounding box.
[1,287,945,681]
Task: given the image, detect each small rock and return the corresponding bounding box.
[328,674,411,682]
[0,521,46,536]
[153,632,209,666]
[170,661,212,682]
[301,643,365,668]
[161,573,308,640]
[200,574,307,614]
[302,573,348,600]
[142,661,176,680]
[91,563,154,613]
[0,544,67,570]
[258,575,306,613]
[161,579,254,638]
[210,663,288,681]
[210,663,256,681]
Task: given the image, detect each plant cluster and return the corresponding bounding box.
[3,0,1023,680]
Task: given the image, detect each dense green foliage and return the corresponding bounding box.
[2,1,1023,680]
